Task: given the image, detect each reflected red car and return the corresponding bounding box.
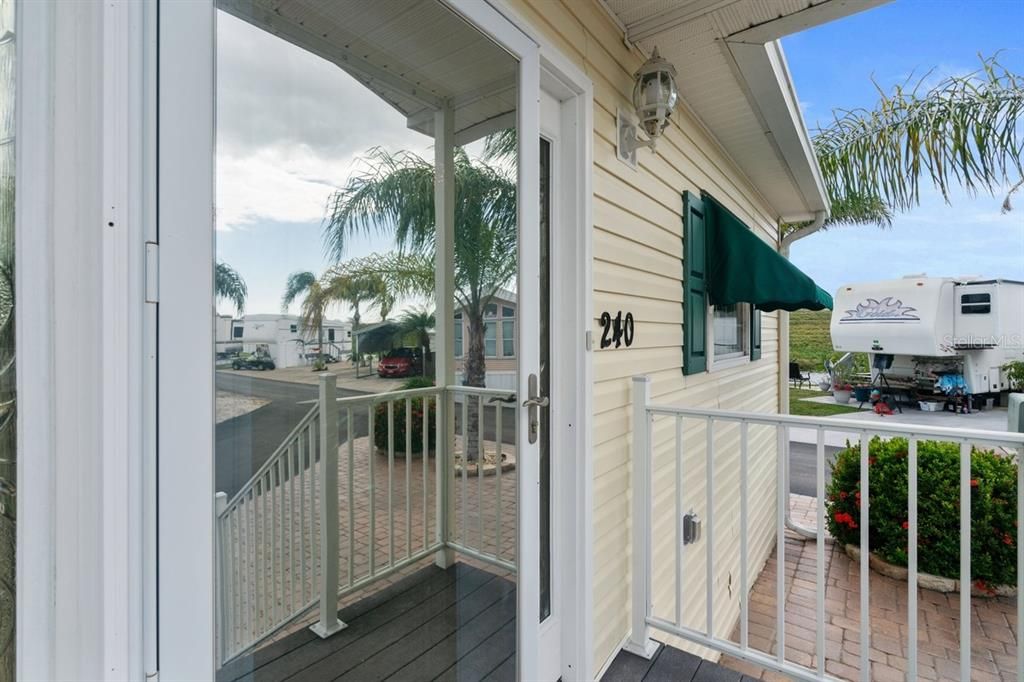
[377,348,423,378]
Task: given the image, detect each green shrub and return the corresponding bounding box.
[373,387,437,455]
[825,437,1018,589]
[400,376,435,390]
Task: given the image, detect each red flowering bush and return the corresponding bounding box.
[825,436,1018,586]
[373,378,438,454]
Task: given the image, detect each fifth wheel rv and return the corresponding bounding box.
[830,276,1024,401]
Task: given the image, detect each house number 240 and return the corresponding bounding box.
[598,311,635,349]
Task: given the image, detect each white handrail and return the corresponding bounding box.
[215,380,518,665]
[630,374,1022,682]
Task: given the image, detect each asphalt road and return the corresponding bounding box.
[788,441,843,496]
[216,372,517,499]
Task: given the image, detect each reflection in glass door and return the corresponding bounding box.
[207,2,524,679]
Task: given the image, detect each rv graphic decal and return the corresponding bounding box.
[839,297,920,324]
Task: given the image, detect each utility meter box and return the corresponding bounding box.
[1010,393,1024,433]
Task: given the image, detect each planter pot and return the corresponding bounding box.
[833,389,852,404]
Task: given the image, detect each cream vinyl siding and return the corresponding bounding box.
[505,0,785,672]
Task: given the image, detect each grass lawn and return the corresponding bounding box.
[789,309,868,373]
[789,387,862,417]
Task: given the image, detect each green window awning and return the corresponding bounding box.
[705,196,833,313]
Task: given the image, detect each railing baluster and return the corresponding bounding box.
[347,407,355,587]
[406,397,412,559]
[272,461,280,625]
[285,446,294,613]
[299,429,307,604]
[907,438,918,682]
[495,397,503,558]
[860,435,870,681]
[258,477,266,634]
[705,417,714,636]
[675,415,683,627]
[388,399,395,568]
[309,418,317,602]
[478,394,485,553]
[739,420,748,651]
[423,394,429,552]
[368,404,376,575]
[959,439,971,681]
[776,426,786,667]
[815,427,825,677]
[461,396,468,546]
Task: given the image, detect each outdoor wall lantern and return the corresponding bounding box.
[617,47,678,168]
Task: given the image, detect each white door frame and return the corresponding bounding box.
[156,0,568,678]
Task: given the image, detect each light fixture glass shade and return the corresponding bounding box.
[631,47,678,139]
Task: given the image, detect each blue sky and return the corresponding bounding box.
[217,1,1024,317]
[782,0,1024,295]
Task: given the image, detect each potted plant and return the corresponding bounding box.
[1004,360,1024,390]
[831,363,854,403]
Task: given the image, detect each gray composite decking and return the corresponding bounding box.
[601,644,757,682]
[218,562,515,682]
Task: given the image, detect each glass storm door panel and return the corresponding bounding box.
[158,0,543,679]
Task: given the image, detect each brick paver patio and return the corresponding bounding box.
[721,495,1019,681]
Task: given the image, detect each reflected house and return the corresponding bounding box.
[17,1,1024,682]
[454,289,517,392]
[216,313,352,367]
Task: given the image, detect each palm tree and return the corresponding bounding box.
[215,261,248,314]
[281,271,332,366]
[785,55,1023,245]
[324,147,516,460]
[397,307,435,355]
[323,147,516,392]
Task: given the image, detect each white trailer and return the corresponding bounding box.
[830,276,1024,398]
[215,313,352,368]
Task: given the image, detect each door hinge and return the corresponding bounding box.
[145,241,159,303]
[585,330,593,351]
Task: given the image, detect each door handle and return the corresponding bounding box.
[524,374,547,444]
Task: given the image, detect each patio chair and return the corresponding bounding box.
[789,362,811,389]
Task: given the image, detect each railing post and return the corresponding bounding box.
[625,376,658,659]
[214,491,227,665]
[435,388,455,568]
[310,373,345,638]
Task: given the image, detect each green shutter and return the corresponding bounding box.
[749,308,762,361]
[682,191,708,375]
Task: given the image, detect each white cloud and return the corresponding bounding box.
[214,10,433,231]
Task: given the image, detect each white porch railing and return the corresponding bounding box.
[627,375,1024,682]
[215,375,517,664]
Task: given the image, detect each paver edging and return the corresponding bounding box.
[843,543,1016,597]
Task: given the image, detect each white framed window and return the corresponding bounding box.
[501,318,514,357]
[709,303,749,367]
[484,321,497,357]
[454,313,463,357]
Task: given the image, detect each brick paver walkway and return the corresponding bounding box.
[721,495,1019,681]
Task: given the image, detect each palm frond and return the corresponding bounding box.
[483,128,517,162]
[281,271,317,311]
[215,261,248,314]
[813,55,1024,213]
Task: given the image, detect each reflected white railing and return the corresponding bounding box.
[627,375,1024,682]
[215,375,518,664]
